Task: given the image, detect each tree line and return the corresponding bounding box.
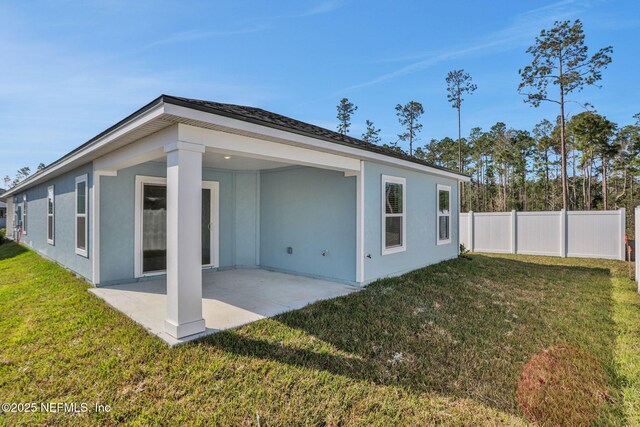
[3,163,45,190]
[4,21,637,232]
[335,20,639,231]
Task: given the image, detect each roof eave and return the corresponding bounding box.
[162,95,469,180]
[1,95,469,200]
[1,96,167,200]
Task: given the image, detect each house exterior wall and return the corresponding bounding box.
[363,161,459,283]
[99,161,259,284]
[4,151,462,288]
[234,172,259,268]
[259,166,357,283]
[6,199,13,232]
[8,163,93,280]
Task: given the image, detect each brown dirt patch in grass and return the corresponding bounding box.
[517,343,611,426]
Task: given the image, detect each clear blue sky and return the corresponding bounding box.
[1,0,638,182]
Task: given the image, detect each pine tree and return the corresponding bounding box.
[395,101,424,156]
[518,19,613,209]
[361,120,381,144]
[336,98,357,135]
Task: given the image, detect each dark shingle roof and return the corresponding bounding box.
[2,94,467,199]
[163,95,466,177]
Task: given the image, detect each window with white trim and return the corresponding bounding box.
[47,185,55,245]
[22,194,27,234]
[75,175,88,256]
[437,184,451,244]
[15,198,21,231]
[382,175,406,255]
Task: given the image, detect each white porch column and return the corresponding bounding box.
[355,160,365,284]
[164,141,206,339]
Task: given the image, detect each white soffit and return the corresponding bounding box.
[3,99,468,198]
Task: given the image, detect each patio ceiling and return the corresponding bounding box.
[149,151,293,171]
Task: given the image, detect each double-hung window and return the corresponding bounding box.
[22,195,27,234]
[15,199,21,231]
[437,184,451,244]
[75,175,88,256]
[47,185,55,245]
[382,175,406,255]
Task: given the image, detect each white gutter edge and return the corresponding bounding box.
[2,100,469,200]
[2,103,166,199]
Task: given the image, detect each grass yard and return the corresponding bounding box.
[1,242,639,426]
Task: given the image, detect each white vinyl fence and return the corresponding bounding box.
[460,209,626,261]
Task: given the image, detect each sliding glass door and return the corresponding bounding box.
[137,178,219,276]
[202,187,212,266]
[142,184,167,273]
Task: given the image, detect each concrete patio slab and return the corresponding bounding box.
[89,269,359,346]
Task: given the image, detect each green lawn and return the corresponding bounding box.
[0,242,639,426]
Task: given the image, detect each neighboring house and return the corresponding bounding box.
[1,95,469,339]
[0,188,5,228]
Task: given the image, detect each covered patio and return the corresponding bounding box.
[92,100,365,343]
[89,268,358,345]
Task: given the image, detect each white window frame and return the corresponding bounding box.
[13,198,19,235]
[381,175,406,255]
[22,194,27,235]
[47,185,55,245]
[133,175,220,278]
[75,174,88,257]
[437,184,452,245]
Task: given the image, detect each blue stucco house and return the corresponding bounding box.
[0,200,6,229]
[1,95,469,342]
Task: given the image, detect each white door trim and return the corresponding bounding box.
[134,175,219,278]
[201,180,220,269]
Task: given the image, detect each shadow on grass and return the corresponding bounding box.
[201,254,626,423]
[0,242,29,261]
